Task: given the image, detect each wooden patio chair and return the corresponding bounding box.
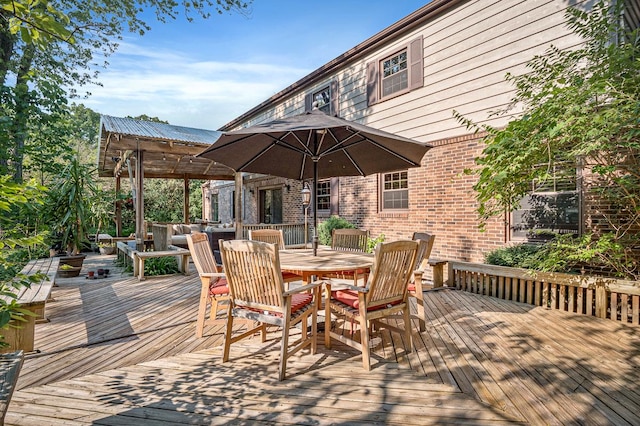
[186,232,230,338]
[325,228,370,284]
[220,239,323,381]
[331,228,369,252]
[325,240,419,370]
[248,229,303,285]
[409,232,436,332]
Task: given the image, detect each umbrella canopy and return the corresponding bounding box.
[198,110,432,180]
[198,110,432,254]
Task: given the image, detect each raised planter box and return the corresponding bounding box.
[447,260,640,326]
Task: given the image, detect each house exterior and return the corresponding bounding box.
[202,0,638,264]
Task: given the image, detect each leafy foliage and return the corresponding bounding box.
[485,244,545,269]
[455,1,640,279]
[318,216,355,246]
[44,156,97,254]
[367,233,385,254]
[0,176,46,347]
[1,0,252,182]
[144,257,179,276]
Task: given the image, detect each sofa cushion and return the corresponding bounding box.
[180,224,192,234]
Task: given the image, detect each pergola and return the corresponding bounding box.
[97,115,240,250]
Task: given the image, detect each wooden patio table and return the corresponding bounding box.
[278,247,373,285]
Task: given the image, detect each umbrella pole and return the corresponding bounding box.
[313,159,319,256]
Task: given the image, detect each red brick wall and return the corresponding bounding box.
[332,132,506,263]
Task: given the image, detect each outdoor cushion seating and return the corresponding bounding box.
[248,229,303,285]
[325,240,418,371]
[186,232,230,338]
[408,232,436,331]
[220,239,323,381]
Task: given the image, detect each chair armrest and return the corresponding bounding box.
[326,281,368,293]
[283,280,324,297]
[200,272,226,279]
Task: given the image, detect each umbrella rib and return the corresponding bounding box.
[321,129,422,167]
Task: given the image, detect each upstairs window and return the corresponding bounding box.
[313,87,331,114]
[305,80,339,116]
[381,171,408,210]
[367,37,423,105]
[382,50,408,98]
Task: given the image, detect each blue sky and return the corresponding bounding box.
[84,1,429,130]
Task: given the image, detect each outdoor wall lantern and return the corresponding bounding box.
[301,183,311,248]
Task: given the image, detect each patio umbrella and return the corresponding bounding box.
[198,110,432,254]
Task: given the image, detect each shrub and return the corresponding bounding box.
[367,234,385,253]
[318,216,355,246]
[484,244,544,269]
[144,257,179,276]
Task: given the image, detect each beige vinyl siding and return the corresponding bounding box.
[227,0,590,145]
[361,0,589,142]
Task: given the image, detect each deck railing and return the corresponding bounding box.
[447,260,640,326]
[240,223,309,247]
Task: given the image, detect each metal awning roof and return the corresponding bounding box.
[97,115,236,180]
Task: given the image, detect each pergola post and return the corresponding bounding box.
[115,176,122,237]
[183,176,190,224]
[135,150,145,251]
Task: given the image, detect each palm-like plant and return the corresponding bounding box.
[47,157,96,255]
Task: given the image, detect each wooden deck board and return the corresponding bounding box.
[4,253,640,425]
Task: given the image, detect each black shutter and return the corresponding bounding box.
[330,80,339,117]
[330,177,339,215]
[304,92,313,112]
[409,36,424,91]
[366,61,378,106]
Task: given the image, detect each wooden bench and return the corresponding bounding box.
[0,257,60,353]
[133,246,191,281]
[0,351,23,424]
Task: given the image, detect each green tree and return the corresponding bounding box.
[0,176,46,346]
[1,0,251,183]
[456,1,640,279]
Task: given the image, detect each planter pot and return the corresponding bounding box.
[58,253,86,268]
[57,266,82,278]
[99,246,116,255]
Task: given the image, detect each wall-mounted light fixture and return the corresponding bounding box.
[162,153,166,161]
[284,184,291,192]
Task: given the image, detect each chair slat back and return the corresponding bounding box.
[220,239,286,314]
[186,232,221,274]
[332,229,369,252]
[248,229,286,249]
[366,240,418,307]
[412,232,435,272]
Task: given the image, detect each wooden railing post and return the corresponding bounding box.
[595,281,608,319]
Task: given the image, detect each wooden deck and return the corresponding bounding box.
[4,253,640,425]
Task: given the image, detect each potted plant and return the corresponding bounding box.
[97,242,116,255]
[45,157,97,272]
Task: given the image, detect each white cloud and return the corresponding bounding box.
[83,41,309,129]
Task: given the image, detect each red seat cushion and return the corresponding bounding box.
[332,289,401,311]
[244,293,313,317]
[209,277,230,296]
[407,282,416,293]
